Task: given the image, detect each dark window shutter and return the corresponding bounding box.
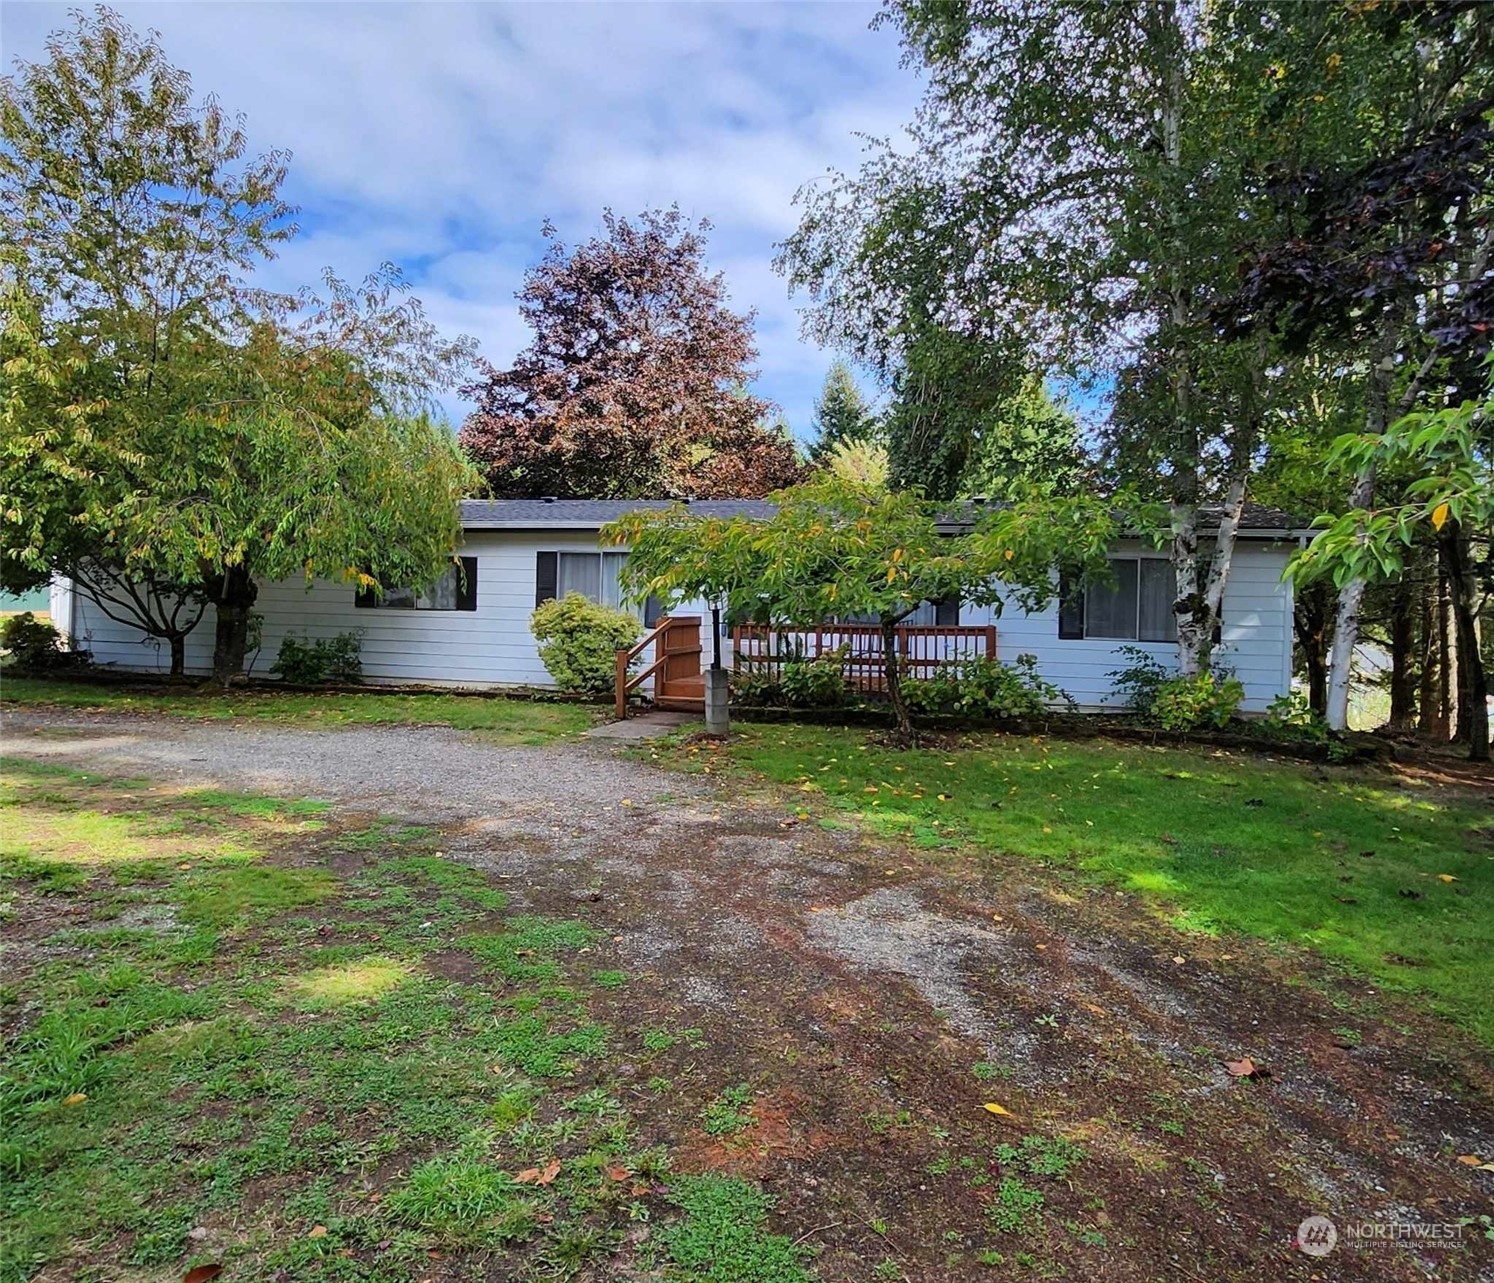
[644,594,664,628]
[535,551,558,607]
[934,595,960,626]
[456,556,478,612]
[354,578,377,608]
[1057,569,1085,639]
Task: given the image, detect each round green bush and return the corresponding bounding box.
[531,594,642,695]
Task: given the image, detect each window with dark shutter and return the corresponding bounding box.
[354,561,474,611]
[455,556,478,612]
[934,595,960,626]
[1057,569,1085,639]
[535,551,558,607]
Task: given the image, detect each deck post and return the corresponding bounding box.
[615,648,629,721]
[703,667,730,736]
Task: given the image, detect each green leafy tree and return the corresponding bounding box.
[604,477,1120,742]
[1291,383,1492,761]
[1217,4,1494,731]
[0,7,476,682]
[824,439,890,489]
[808,359,877,463]
[778,1,1279,675]
[882,328,1029,501]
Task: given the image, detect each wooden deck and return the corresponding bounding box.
[731,623,997,692]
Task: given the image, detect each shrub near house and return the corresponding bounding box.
[531,594,642,695]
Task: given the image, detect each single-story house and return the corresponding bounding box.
[51,498,1310,713]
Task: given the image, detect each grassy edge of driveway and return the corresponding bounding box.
[0,675,599,744]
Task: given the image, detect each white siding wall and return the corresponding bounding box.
[70,530,723,689]
[69,532,1295,710]
[956,539,1295,713]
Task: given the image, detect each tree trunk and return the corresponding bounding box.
[1417,574,1441,737]
[1439,526,1488,761]
[208,564,259,687]
[1325,578,1366,731]
[169,633,186,678]
[1440,571,1457,741]
[1326,333,1399,730]
[1388,580,1417,731]
[880,618,915,746]
[1294,582,1330,715]
[1171,507,1203,675]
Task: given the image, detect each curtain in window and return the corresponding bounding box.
[1137,559,1177,641]
[557,553,601,602]
[600,551,629,610]
[1085,559,1139,639]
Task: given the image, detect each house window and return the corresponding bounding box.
[1060,558,1176,642]
[355,557,477,611]
[536,550,660,622]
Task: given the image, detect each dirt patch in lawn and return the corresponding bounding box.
[3,715,1493,1281]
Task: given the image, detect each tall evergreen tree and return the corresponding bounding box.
[808,359,876,463]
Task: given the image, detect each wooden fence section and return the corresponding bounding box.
[731,623,997,693]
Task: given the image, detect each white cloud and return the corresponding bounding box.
[2,0,917,441]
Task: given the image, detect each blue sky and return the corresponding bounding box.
[4,0,921,440]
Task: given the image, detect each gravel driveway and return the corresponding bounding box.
[5,705,1494,1281]
[0,708,706,824]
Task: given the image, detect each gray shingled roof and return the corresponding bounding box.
[459,498,777,528]
[459,497,1309,535]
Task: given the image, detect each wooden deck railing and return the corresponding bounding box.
[731,622,996,692]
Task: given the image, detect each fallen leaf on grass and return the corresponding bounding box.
[982,1102,1014,1118]
[605,1165,631,1181]
[516,1158,562,1186]
[63,1093,87,1106]
[1171,956,1186,965]
[1454,1154,1494,1169]
[182,1267,223,1283]
[1437,874,1458,883]
[1224,1057,1270,1080]
[307,1225,328,1239]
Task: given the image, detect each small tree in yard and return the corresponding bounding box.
[606,477,1116,743]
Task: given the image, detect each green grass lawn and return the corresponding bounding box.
[693,725,1494,1047]
[0,758,811,1283]
[0,676,596,744]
